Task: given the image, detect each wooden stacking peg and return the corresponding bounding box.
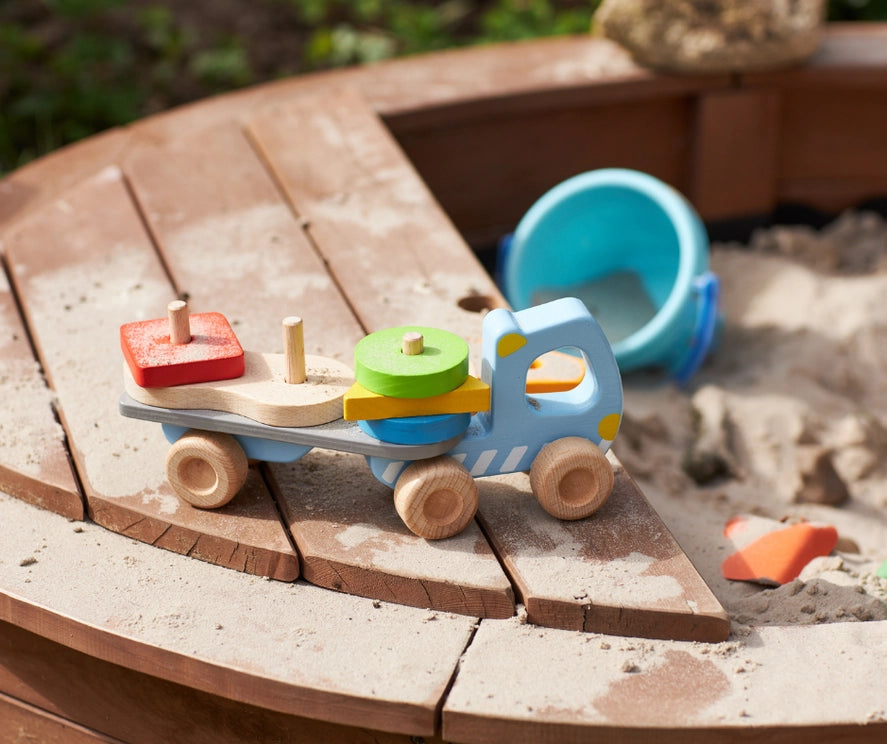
[283,316,307,384]
[168,300,191,345]
[402,331,424,356]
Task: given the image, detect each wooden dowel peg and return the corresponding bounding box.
[168,300,191,345]
[402,331,424,356]
[283,316,307,384]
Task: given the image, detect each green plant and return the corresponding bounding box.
[828,0,887,21]
[479,0,594,41]
[2,0,887,175]
[0,4,141,171]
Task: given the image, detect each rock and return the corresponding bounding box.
[683,385,738,484]
[793,446,851,505]
[593,0,826,74]
[798,555,858,586]
[834,535,860,554]
[830,411,887,481]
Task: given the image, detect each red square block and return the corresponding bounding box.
[121,312,244,388]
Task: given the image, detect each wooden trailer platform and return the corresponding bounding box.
[1,23,887,744]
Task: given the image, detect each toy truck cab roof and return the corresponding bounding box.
[481,297,622,433]
[439,297,623,480]
[367,297,623,490]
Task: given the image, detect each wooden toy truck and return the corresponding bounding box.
[119,297,623,539]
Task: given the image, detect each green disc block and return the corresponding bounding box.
[354,326,469,398]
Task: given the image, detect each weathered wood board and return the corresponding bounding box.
[1,168,299,580]
[0,492,475,737]
[442,617,887,744]
[0,262,82,519]
[247,86,505,341]
[243,87,518,616]
[477,462,729,642]
[268,449,515,618]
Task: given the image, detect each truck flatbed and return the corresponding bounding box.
[118,393,463,461]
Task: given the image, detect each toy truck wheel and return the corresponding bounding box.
[394,457,479,539]
[165,430,248,509]
[529,437,614,520]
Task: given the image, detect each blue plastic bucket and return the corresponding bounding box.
[502,168,719,383]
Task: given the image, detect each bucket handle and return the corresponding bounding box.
[671,271,720,386]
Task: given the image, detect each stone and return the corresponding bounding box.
[793,445,851,506]
[683,385,738,485]
[594,0,826,74]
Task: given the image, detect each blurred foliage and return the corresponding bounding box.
[1,0,886,174]
[828,0,887,20]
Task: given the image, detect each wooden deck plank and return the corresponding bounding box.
[243,93,515,615]
[0,690,124,744]
[122,122,364,356]
[442,617,887,744]
[247,86,507,341]
[0,263,82,519]
[268,449,515,619]
[476,462,729,643]
[0,493,475,736]
[1,167,298,580]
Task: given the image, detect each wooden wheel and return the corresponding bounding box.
[529,437,614,520]
[165,430,248,509]
[394,457,478,539]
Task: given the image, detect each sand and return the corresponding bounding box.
[614,209,887,629]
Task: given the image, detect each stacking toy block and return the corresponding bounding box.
[358,413,471,446]
[721,515,839,585]
[343,375,490,421]
[121,311,244,388]
[354,326,469,398]
[526,349,586,393]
